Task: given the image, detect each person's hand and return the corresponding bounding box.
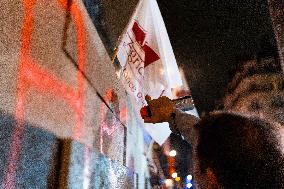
[140,95,175,124]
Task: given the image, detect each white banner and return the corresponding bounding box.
[117,0,182,145]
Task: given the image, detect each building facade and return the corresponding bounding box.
[0,0,151,188]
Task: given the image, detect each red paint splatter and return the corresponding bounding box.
[120,106,128,123]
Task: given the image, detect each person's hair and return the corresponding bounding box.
[195,112,284,189]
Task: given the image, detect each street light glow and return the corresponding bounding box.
[164,179,173,187]
[169,150,177,157]
[175,176,181,182]
[187,174,192,181]
[186,183,193,188]
[171,172,177,178]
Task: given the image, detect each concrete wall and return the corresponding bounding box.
[0,0,150,188]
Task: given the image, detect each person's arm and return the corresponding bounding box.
[169,109,199,145]
[141,95,200,145]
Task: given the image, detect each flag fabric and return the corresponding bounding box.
[116,0,182,145]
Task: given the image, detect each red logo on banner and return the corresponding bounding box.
[132,21,160,67]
